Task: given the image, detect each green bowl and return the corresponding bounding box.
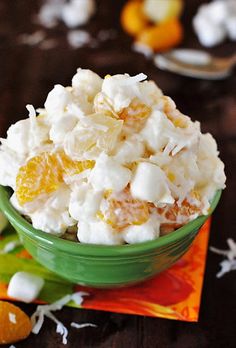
[0,185,221,288]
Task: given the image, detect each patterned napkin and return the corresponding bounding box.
[0,219,211,322]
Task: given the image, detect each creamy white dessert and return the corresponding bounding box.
[0,69,226,245]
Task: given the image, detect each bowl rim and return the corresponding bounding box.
[0,185,221,257]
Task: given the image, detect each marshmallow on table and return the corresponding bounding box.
[193,0,236,46]
[7,272,45,303]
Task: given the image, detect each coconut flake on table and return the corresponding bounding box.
[31,292,94,345]
[71,322,97,329]
[210,238,236,277]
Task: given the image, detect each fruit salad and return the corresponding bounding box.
[0,69,226,244]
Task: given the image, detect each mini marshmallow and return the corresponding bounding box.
[122,215,160,244]
[193,13,226,47]
[130,162,174,204]
[7,272,45,303]
[193,0,236,46]
[89,153,131,192]
[61,0,96,28]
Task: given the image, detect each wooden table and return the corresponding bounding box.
[0,0,236,347]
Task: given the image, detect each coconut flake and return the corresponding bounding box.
[31,292,89,344]
[9,312,17,324]
[210,238,236,277]
[119,73,147,86]
[71,322,97,329]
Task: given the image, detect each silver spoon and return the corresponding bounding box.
[154,49,236,80]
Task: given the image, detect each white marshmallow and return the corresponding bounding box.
[61,0,96,28]
[72,68,102,100]
[130,162,174,204]
[69,184,102,221]
[8,272,44,303]
[77,220,123,245]
[122,215,160,244]
[44,85,72,121]
[89,153,131,192]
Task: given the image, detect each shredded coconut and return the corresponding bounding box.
[9,312,17,324]
[210,238,236,277]
[31,292,89,345]
[71,322,97,329]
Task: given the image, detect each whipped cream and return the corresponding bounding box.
[0,69,226,244]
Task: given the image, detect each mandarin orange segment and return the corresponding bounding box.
[137,18,183,52]
[0,300,32,344]
[121,1,149,36]
[57,151,94,177]
[119,98,151,133]
[100,187,150,229]
[157,199,201,222]
[16,151,95,205]
[16,152,62,206]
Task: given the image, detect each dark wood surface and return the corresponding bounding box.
[0,0,236,347]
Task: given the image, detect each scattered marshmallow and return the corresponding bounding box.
[37,0,96,29]
[67,30,91,48]
[61,0,96,28]
[193,0,236,47]
[7,272,45,303]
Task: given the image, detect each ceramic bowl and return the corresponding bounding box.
[0,185,221,288]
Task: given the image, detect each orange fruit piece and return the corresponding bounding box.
[121,1,149,36]
[137,18,183,52]
[100,187,150,229]
[0,300,32,344]
[158,199,201,222]
[119,98,151,133]
[16,151,94,205]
